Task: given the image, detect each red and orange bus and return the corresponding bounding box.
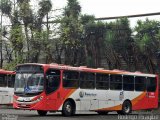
[0,69,15,105]
[13,63,158,116]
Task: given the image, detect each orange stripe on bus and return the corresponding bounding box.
[64,89,77,100]
[131,92,146,106]
[97,104,122,111]
[97,92,146,111]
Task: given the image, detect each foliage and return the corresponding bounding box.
[3,57,23,70]
[134,19,160,73]
[105,18,134,70]
[60,0,82,65]
[82,18,106,67]
[18,1,33,26]
[38,0,52,17]
[0,0,160,75]
[0,0,12,15]
[10,25,24,52]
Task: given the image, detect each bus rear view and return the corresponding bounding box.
[0,69,15,105]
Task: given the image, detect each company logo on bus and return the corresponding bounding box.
[119,91,124,100]
[79,91,97,98]
[79,91,84,98]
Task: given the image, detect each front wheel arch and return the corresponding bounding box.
[62,98,76,116]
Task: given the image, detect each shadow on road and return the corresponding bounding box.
[21,113,140,118]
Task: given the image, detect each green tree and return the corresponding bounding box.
[0,0,54,69]
[60,0,82,65]
[30,0,52,63]
[105,18,134,70]
[81,15,105,67]
[17,0,33,62]
[134,19,160,73]
[0,0,12,16]
[0,0,26,66]
[17,0,53,63]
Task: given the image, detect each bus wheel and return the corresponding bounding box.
[37,110,47,116]
[97,111,108,115]
[119,101,132,115]
[62,100,75,116]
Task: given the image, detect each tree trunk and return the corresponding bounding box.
[24,26,30,62]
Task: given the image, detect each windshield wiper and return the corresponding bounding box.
[14,92,24,95]
[25,91,42,95]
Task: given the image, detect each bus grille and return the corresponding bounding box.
[18,104,31,108]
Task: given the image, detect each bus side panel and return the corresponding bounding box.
[58,90,149,111]
[0,87,14,105]
[131,92,147,110]
[96,91,145,111]
[133,76,159,110]
[58,89,80,111]
[58,89,101,111]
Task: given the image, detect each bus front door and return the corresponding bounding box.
[45,69,62,110]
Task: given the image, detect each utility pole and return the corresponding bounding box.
[46,12,50,63]
[14,0,16,11]
[95,12,160,20]
[0,0,3,68]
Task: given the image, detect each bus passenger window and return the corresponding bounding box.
[110,75,122,90]
[123,75,134,91]
[0,75,7,87]
[135,76,146,91]
[63,71,79,88]
[80,72,95,89]
[147,77,156,92]
[96,73,109,90]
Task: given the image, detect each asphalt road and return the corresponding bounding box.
[0,108,160,120]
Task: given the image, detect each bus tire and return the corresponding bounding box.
[118,100,132,115]
[37,110,47,116]
[62,100,75,116]
[97,111,108,115]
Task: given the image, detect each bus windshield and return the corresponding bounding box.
[14,73,44,93]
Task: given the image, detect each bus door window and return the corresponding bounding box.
[46,69,60,94]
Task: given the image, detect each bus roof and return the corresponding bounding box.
[17,63,156,77]
[0,69,15,74]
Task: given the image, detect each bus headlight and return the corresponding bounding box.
[36,96,43,102]
[32,96,43,103]
[13,97,17,102]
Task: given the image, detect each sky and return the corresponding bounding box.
[2,0,160,28]
[80,0,160,17]
[49,0,160,28]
